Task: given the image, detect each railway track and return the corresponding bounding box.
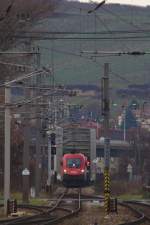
[1,192,150,225]
[119,200,150,225]
[0,188,81,225]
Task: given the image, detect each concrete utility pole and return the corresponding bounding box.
[56,127,63,180]
[35,48,41,197]
[47,131,52,192]
[47,98,55,192]
[101,63,111,214]
[123,108,126,141]
[35,117,41,197]
[22,87,30,203]
[4,85,11,215]
[46,66,55,191]
[90,129,96,181]
[22,40,32,203]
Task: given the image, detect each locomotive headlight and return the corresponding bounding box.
[81,169,85,173]
[63,169,67,173]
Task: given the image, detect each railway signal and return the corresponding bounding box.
[51,132,56,155]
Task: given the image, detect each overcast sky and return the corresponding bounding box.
[78,0,150,7]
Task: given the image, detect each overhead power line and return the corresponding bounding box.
[0,68,51,88]
[81,51,150,56]
[0,60,35,69]
[7,29,150,35]
[12,34,150,41]
[38,46,144,85]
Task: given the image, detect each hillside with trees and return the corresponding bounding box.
[37,0,150,91]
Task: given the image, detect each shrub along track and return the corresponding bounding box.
[0,188,81,225]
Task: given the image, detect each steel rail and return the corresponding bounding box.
[124,201,150,223]
[13,35,150,40]
[40,188,81,225]
[118,201,150,225]
[119,202,145,225]
[0,190,67,225]
[6,188,80,225]
[0,204,46,224]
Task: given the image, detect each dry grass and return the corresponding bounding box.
[111,180,143,196]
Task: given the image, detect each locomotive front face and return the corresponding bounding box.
[62,154,87,187]
[63,157,85,175]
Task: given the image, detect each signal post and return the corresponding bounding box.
[101,63,111,214]
[47,131,56,192]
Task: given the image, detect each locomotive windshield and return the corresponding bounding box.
[67,158,81,168]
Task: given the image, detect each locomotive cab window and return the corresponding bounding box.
[67,158,81,168]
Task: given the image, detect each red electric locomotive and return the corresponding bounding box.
[61,153,90,187]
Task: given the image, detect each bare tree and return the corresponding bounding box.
[0,0,59,188]
[0,0,58,50]
[0,0,59,80]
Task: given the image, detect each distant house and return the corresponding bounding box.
[65,84,100,97]
[117,83,150,98]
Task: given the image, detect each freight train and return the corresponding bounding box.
[61,153,90,187]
